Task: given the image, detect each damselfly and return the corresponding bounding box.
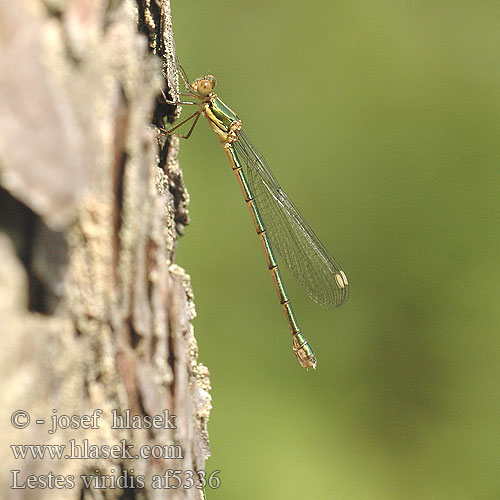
[163,66,349,369]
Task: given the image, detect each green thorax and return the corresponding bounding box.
[205,96,239,133]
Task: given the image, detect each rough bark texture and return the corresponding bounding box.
[0,1,211,498]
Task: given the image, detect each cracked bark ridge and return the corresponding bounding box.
[0,1,211,498]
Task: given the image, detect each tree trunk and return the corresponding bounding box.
[0,1,211,498]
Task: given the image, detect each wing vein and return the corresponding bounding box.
[233,130,349,309]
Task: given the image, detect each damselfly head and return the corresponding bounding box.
[192,75,216,97]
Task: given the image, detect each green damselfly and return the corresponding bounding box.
[163,66,349,369]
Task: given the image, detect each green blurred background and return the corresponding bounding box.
[171,1,500,499]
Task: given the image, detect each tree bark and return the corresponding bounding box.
[0,1,211,498]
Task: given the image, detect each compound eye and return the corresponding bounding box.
[196,75,216,96]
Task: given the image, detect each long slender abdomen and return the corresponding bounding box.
[224,145,317,369]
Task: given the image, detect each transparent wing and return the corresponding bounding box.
[233,130,349,309]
